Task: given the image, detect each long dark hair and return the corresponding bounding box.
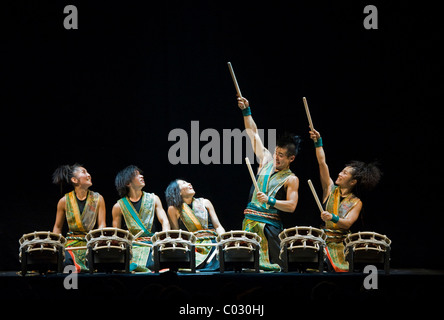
[165,179,184,210]
[115,165,143,198]
[52,163,83,194]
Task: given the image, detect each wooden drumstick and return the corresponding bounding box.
[65,246,87,251]
[227,62,242,97]
[308,179,324,213]
[303,97,314,130]
[303,97,318,142]
[245,157,260,193]
[133,230,144,239]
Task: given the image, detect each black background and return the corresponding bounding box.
[1,0,443,271]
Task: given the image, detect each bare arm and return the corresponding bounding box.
[309,129,334,202]
[52,197,66,234]
[112,203,122,228]
[238,97,272,164]
[154,195,170,231]
[96,195,106,228]
[256,176,299,213]
[203,198,225,235]
[321,201,362,230]
[167,205,180,230]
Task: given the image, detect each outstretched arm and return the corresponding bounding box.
[309,129,334,202]
[237,96,272,165]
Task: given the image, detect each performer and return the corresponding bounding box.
[112,165,170,272]
[165,179,225,271]
[52,163,106,272]
[309,129,381,272]
[237,96,300,271]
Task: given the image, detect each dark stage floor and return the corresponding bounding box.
[1,268,443,314]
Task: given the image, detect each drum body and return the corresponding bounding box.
[344,231,391,274]
[217,230,261,272]
[86,228,133,273]
[279,226,326,272]
[151,230,196,272]
[19,231,66,275]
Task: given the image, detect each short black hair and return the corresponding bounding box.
[115,165,143,198]
[276,133,302,157]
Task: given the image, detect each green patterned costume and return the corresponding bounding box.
[242,159,294,271]
[118,192,156,272]
[65,190,100,272]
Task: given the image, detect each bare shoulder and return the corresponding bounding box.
[57,196,66,207]
[287,175,299,187]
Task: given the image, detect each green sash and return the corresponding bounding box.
[118,192,156,272]
[180,198,208,232]
[244,159,294,227]
[118,192,155,237]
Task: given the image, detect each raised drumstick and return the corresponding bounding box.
[227,62,242,97]
[308,179,324,213]
[303,97,318,142]
[303,97,314,130]
[245,157,259,193]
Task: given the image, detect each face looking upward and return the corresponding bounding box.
[178,180,195,198]
[71,167,92,188]
[128,170,145,189]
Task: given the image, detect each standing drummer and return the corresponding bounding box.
[112,165,170,272]
[308,128,381,272]
[237,96,300,271]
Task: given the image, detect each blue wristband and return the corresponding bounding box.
[267,196,276,207]
[242,107,251,116]
[314,137,323,148]
[331,213,339,223]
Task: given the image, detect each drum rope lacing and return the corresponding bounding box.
[217,232,261,252]
[278,227,327,260]
[344,232,391,255]
[19,231,67,259]
[152,230,196,251]
[86,229,134,252]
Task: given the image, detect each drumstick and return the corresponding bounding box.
[227,62,242,97]
[303,97,318,142]
[133,241,153,247]
[245,157,260,193]
[65,246,87,251]
[133,230,144,239]
[307,179,324,213]
[303,97,314,130]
